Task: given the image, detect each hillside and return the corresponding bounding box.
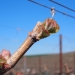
[5,52,75,75]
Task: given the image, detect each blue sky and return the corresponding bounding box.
[0,0,75,55]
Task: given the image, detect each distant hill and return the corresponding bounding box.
[12,51,75,74]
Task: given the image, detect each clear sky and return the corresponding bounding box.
[0,0,75,55]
